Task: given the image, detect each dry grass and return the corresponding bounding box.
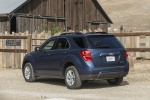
[99,0,150,32]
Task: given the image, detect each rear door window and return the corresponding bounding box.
[55,38,70,49]
[87,35,123,49]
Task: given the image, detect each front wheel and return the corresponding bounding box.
[107,77,123,85]
[65,66,82,89]
[23,63,36,82]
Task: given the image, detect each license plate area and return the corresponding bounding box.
[106,56,115,62]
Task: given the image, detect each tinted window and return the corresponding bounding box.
[73,37,86,48]
[55,38,69,49]
[87,35,122,48]
[42,39,56,50]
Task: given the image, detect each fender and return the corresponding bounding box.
[60,54,85,75]
[22,53,37,74]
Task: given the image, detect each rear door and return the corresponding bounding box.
[51,38,70,75]
[86,35,126,68]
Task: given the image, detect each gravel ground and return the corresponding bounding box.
[0,68,150,100]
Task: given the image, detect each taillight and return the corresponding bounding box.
[80,50,92,61]
[125,49,128,59]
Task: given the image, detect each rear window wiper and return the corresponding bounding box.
[95,45,110,48]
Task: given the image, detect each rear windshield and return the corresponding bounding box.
[87,35,123,49]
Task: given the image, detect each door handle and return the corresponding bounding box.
[47,54,51,56]
[63,52,67,54]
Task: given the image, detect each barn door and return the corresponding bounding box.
[10,17,16,33]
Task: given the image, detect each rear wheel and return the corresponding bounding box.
[107,77,123,85]
[65,66,82,89]
[23,63,36,82]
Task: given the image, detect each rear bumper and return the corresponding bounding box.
[80,71,128,81]
[79,60,129,81]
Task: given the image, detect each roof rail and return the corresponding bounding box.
[86,32,108,34]
[60,32,84,36]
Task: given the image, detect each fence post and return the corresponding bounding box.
[27,34,31,53]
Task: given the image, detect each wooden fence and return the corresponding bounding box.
[31,31,51,51]
[0,32,31,69]
[114,32,150,59]
[31,31,150,59]
[0,31,150,69]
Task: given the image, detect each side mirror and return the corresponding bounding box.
[34,47,40,51]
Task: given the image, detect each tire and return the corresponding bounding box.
[23,63,36,82]
[65,66,82,89]
[107,77,123,85]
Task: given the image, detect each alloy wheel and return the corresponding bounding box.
[66,70,75,86]
[24,66,31,80]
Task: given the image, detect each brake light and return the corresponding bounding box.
[125,49,128,59]
[80,50,92,61]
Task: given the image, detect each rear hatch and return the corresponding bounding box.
[86,35,127,68]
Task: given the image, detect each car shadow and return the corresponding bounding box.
[35,78,129,89]
[81,80,129,89]
[36,78,66,87]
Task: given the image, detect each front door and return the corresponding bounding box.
[36,38,70,76]
[36,38,57,75]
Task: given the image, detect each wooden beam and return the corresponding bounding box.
[113,32,150,36]
[27,34,31,53]
[0,36,27,39]
[32,45,40,47]
[32,39,47,41]
[127,48,150,52]
[0,49,27,53]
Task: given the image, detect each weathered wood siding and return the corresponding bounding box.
[16,0,65,33]
[16,0,64,17]
[0,18,9,33]
[14,0,109,33]
[65,0,108,31]
[16,17,47,33]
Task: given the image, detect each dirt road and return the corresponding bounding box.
[0,69,150,100]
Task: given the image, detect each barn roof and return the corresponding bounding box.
[0,0,29,14]
[0,0,113,23]
[92,0,113,24]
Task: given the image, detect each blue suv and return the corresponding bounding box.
[22,32,129,89]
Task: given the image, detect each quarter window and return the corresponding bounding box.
[73,37,86,48]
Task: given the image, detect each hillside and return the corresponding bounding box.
[99,0,150,32]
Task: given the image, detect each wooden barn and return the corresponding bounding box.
[0,0,113,33]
